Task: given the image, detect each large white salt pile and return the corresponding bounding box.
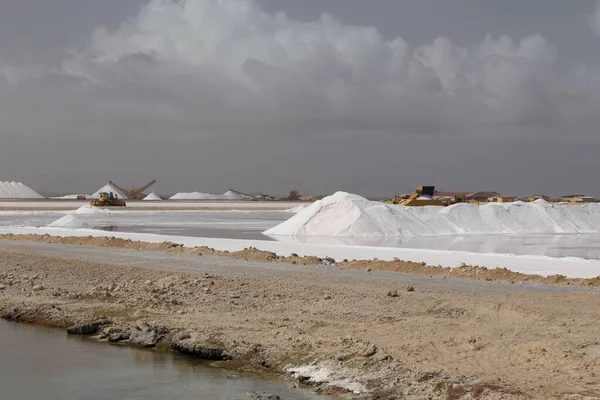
[92,183,128,199]
[264,192,600,237]
[0,181,44,199]
[143,193,162,201]
[170,190,254,200]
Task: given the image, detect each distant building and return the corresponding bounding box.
[467,192,500,202]
[561,195,599,203]
[532,194,551,201]
[434,191,499,203]
[488,195,516,203]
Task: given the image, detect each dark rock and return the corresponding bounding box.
[178,332,191,340]
[108,332,130,343]
[67,322,101,335]
[129,322,166,348]
[100,326,120,339]
[171,339,229,360]
[406,286,415,292]
[362,344,377,357]
[324,257,336,264]
[247,391,280,400]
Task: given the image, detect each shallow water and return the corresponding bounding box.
[0,320,329,400]
[3,209,600,260]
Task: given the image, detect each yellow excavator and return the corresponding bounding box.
[90,192,126,207]
[390,186,445,206]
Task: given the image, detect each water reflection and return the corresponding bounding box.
[0,320,330,400]
[267,233,600,260]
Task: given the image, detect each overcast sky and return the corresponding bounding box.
[2,0,600,197]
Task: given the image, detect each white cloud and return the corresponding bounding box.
[2,0,598,137]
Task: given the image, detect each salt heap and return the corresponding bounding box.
[47,215,90,228]
[264,191,600,237]
[92,183,127,199]
[143,193,162,201]
[0,181,44,199]
[72,205,112,215]
[47,205,111,228]
[170,190,254,200]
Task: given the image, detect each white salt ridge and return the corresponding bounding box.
[0,181,44,199]
[170,190,254,200]
[265,192,600,237]
[3,225,600,278]
[287,365,368,395]
[143,193,162,201]
[51,194,95,200]
[47,205,111,227]
[92,183,128,199]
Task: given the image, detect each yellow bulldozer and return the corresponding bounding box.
[90,192,126,207]
[390,186,445,207]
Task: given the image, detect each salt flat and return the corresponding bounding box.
[0,200,298,210]
[2,195,600,278]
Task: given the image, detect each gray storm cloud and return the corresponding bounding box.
[1,0,600,196]
[28,0,576,132]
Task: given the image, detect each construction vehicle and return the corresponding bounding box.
[390,186,445,207]
[90,192,126,207]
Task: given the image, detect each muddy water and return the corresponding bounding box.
[0,320,329,400]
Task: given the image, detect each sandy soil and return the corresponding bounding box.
[1,242,600,399]
[1,233,599,288]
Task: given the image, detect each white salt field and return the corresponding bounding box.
[2,200,600,267]
[0,209,287,240]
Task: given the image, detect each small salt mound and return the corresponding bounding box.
[51,194,95,200]
[170,189,254,200]
[143,193,162,201]
[265,191,600,237]
[533,199,549,204]
[0,181,44,199]
[47,215,91,228]
[72,205,112,215]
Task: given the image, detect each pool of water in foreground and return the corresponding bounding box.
[0,320,331,400]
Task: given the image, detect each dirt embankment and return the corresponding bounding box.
[1,233,599,287]
[1,247,600,399]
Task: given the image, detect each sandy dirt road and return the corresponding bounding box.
[1,240,599,399]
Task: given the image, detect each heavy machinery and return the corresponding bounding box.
[90,192,126,207]
[108,180,156,200]
[390,186,445,207]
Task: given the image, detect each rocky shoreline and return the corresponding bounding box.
[1,245,599,399]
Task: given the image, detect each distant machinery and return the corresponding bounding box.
[90,192,126,207]
[108,180,157,200]
[390,186,445,207]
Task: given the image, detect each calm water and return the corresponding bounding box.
[0,320,329,400]
[3,209,600,260]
